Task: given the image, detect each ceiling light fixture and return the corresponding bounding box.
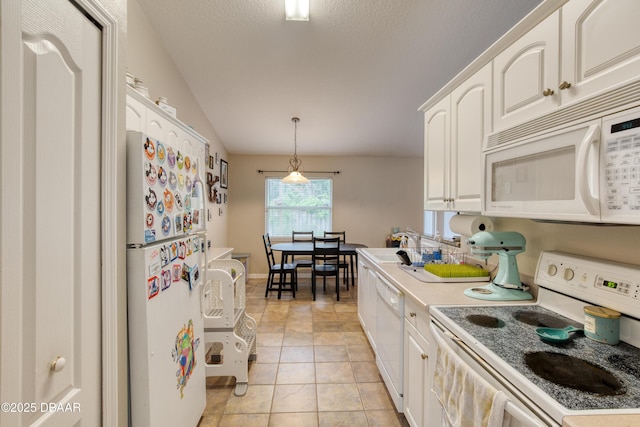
[282,117,309,184]
[285,0,309,21]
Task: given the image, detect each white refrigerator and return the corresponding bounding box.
[126,131,207,427]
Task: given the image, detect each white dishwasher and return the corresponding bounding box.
[375,273,404,412]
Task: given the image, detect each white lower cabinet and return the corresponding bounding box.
[403,298,433,427]
[357,259,377,350]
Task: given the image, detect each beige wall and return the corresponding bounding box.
[487,218,640,280]
[127,0,229,248]
[228,154,424,276]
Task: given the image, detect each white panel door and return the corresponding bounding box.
[0,0,102,425]
[424,97,450,210]
[561,0,640,104]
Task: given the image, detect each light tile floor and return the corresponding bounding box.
[198,276,409,427]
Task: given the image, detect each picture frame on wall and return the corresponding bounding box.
[220,159,228,189]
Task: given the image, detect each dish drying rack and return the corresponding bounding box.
[202,259,257,396]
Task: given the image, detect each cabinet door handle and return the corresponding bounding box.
[409,312,416,317]
[543,88,554,96]
[559,81,572,90]
[421,354,428,360]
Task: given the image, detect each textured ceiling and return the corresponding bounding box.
[136,0,542,157]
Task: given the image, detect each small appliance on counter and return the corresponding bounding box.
[464,231,533,301]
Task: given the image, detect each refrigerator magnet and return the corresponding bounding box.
[169,171,177,190]
[181,263,192,283]
[144,229,156,243]
[174,192,183,211]
[158,166,167,187]
[143,137,155,160]
[145,213,154,228]
[157,201,165,216]
[147,276,160,299]
[178,241,187,259]
[161,269,171,291]
[178,173,185,190]
[186,238,193,256]
[176,151,184,169]
[144,162,157,186]
[163,189,174,212]
[185,176,192,192]
[160,245,169,267]
[184,156,191,171]
[172,264,181,282]
[169,242,178,261]
[157,142,166,163]
[145,188,157,211]
[167,147,176,169]
[174,215,183,235]
[161,215,171,235]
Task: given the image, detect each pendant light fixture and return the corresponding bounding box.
[282,117,309,184]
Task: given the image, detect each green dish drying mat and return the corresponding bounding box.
[423,264,489,278]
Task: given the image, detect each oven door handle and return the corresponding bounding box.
[430,318,556,427]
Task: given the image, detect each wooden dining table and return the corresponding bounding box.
[271,242,368,289]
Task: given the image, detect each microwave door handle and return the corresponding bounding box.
[577,123,600,215]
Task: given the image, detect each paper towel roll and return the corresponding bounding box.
[449,214,494,236]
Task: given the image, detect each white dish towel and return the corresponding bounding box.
[432,330,508,427]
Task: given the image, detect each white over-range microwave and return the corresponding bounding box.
[483,105,640,224]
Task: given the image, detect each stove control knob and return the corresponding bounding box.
[563,268,575,281]
[547,264,558,276]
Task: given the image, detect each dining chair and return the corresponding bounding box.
[323,231,350,289]
[311,237,341,301]
[291,231,314,272]
[263,234,298,299]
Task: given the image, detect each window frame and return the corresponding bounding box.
[265,177,333,239]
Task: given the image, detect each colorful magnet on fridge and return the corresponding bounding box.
[176,151,184,169]
[172,264,181,282]
[144,229,156,243]
[145,162,157,186]
[178,173,185,190]
[167,147,176,168]
[145,213,154,228]
[184,156,191,171]
[161,215,171,235]
[145,188,157,211]
[184,195,191,212]
[160,245,169,267]
[191,159,197,174]
[174,215,183,235]
[148,276,160,299]
[157,142,166,163]
[174,192,183,211]
[161,269,171,291]
[186,238,193,256]
[157,201,165,216]
[185,176,192,192]
[143,137,155,160]
[169,171,177,190]
[169,241,178,261]
[183,212,192,233]
[163,189,174,212]
[178,241,187,260]
[158,166,167,187]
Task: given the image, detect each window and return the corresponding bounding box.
[424,210,457,240]
[265,178,332,238]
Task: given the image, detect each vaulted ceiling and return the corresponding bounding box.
[136,0,542,157]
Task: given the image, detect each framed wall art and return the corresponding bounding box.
[220,159,228,189]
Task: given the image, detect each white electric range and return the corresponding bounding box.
[430,251,640,426]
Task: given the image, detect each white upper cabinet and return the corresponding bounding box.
[424,64,491,212]
[561,0,640,105]
[493,11,560,131]
[450,63,491,212]
[424,96,450,211]
[494,0,640,132]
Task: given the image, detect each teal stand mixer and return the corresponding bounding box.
[464,231,533,301]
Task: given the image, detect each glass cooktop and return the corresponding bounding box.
[437,305,640,411]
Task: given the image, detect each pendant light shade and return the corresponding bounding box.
[282,117,309,184]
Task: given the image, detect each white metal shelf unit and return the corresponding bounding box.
[202,259,257,396]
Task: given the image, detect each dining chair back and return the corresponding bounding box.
[291,231,314,270]
[263,233,298,299]
[323,231,350,289]
[312,237,341,301]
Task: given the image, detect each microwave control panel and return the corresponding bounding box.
[602,108,640,216]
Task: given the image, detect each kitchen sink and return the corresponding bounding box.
[361,247,402,263]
